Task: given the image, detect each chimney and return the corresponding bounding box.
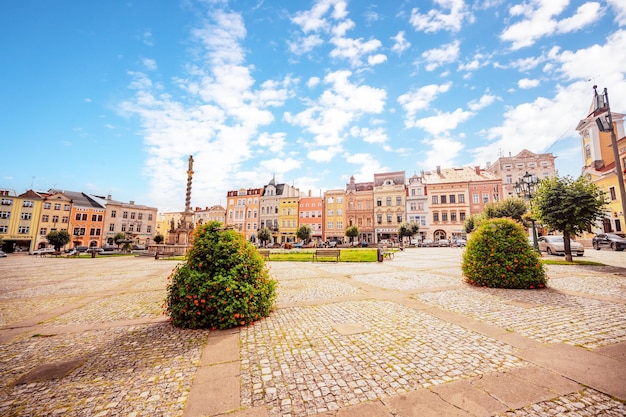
[130,201,135,205]
[475,166,481,175]
[308,189,312,197]
[107,194,112,200]
[436,166,441,175]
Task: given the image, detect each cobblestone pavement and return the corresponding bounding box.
[1,249,625,416]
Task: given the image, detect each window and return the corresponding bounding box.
[52,215,59,223]
[337,197,343,203]
[123,211,128,219]
[62,216,69,223]
[73,227,85,236]
[121,224,127,232]
[138,213,143,220]
[109,223,115,232]
[386,197,392,206]
[418,202,424,211]
[441,195,447,204]
[21,212,32,220]
[148,213,153,221]
[0,225,6,233]
[432,196,438,204]
[376,199,382,207]
[90,228,101,236]
[64,204,71,211]
[42,215,49,222]
[1,199,13,205]
[336,221,343,229]
[396,214,402,223]
[615,219,622,232]
[54,203,61,210]
[609,187,617,201]
[44,202,51,209]
[147,226,152,233]
[328,209,334,216]
[451,212,457,222]
[0,211,10,219]
[23,201,34,207]
[40,228,47,235]
[410,203,416,211]
[460,212,466,221]
[377,214,382,224]
[131,212,136,220]
[483,193,489,203]
[111,210,116,218]
[129,224,134,232]
[473,194,479,204]
[458,194,465,203]
[337,209,342,216]
[91,214,103,222]
[396,197,402,206]
[433,212,439,222]
[442,212,448,221]
[18,226,29,234]
[449,195,455,204]
[328,222,334,229]
[506,175,512,184]
[387,214,392,223]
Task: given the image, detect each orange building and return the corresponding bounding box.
[61,190,106,248]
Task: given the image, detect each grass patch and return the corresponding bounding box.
[263,248,378,262]
[541,259,604,266]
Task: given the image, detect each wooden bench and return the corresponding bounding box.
[313,248,340,262]
[258,249,270,260]
[381,246,394,260]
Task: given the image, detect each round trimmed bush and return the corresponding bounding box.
[165,221,277,329]
[462,218,547,289]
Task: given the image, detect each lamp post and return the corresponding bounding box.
[591,86,626,228]
[514,171,539,252]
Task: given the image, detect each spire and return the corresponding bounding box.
[185,155,194,213]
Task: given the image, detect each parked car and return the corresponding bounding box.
[437,239,451,247]
[592,233,626,251]
[132,244,146,250]
[76,246,89,253]
[360,241,369,247]
[31,248,56,255]
[102,244,117,251]
[293,241,304,248]
[454,239,467,247]
[0,250,7,258]
[86,247,104,253]
[420,239,435,247]
[537,236,585,256]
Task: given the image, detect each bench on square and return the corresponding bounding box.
[381,246,394,260]
[313,248,340,262]
[258,249,271,260]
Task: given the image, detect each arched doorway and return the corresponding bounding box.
[433,230,447,241]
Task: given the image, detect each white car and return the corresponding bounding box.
[31,248,56,255]
[537,236,584,256]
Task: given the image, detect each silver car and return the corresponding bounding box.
[537,236,584,256]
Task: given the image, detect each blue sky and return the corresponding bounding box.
[2,0,625,212]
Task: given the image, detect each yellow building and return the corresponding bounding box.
[373,171,406,244]
[279,196,299,243]
[577,110,626,235]
[35,191,73,250]
[0,189,44,253]
[323,189,346,243]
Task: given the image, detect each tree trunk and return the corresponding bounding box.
[563,230,573,262]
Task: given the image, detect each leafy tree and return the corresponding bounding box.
[114,232,127,245]
[397,221,419,244]
[533,175,608,262]
[484,198,528,223]
[153,234,164,244]
[464,214,480,234]
[345,225,359,244]
[165,221,276,329]
[257,227,272,247]
[296,224,312,243]
[462,218,546,289]
[46,230,71,251]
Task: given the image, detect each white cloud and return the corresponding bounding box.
[350,126,388,144]
[391,31,410,54]
[344,152,388,182]
[367,53,387,66]
[422,40,460,71]
[397,82,452,124]
[285,70,386,157]
[607,0,626,24]
[413,108,473,135]
[467,93,499,111]
[518,78,540,89]
[409,0,473,33]
[501,0,603,50]
[142,58,157,71]
[119,8,294,212]
[307,76,321,88]
[422,137,465,170]
[259,156,301,173]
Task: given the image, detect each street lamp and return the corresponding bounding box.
[514,171,539,252]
